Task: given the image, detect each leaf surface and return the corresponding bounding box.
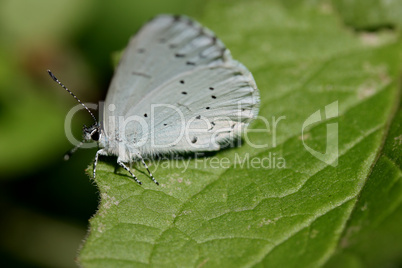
[78,1,402,267]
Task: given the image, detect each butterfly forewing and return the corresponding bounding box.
[103,15,259,159]
[104,15,227,123]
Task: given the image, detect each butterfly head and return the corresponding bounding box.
[83,124,101,142]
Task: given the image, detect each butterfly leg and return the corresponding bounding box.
[117,159,142,185]
[93,149,107,179]
[138,156,159,185]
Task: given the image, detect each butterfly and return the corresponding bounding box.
[49,14,260,185]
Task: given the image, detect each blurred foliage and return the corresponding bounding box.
[0,0,202,267]
[0,0,401,267]
[332,0,402,30]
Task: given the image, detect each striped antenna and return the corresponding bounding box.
[47,70,98,124]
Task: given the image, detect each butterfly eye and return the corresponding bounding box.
[91,130,99,141]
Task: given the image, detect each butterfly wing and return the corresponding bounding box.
[104,15,227,123]
[103,15,259,158]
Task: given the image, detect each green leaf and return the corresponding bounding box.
[78,0,402,267]
[323,97,402,267]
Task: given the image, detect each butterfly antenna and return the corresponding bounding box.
[47,70,98,124]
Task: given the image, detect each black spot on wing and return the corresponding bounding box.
[208,121,215,131]
[186,19,194,26]
[198,28,205,36]
[132,72,151,78]
[233,71,243,76]
[212,36,217,44]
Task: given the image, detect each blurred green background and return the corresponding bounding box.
[0,0,202,267]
